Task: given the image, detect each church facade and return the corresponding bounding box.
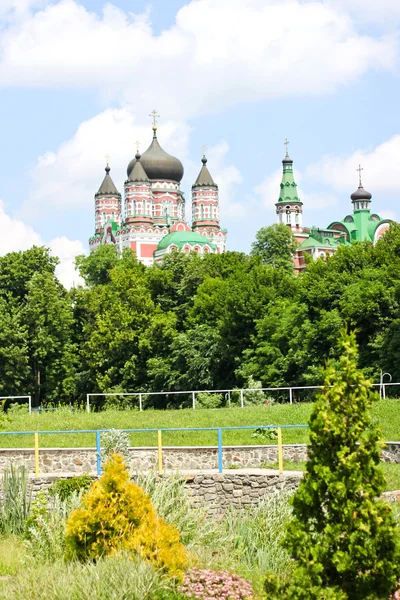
[89,116,227,265]
[275,146,393,272]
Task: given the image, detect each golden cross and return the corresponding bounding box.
[284,139,289,156]
[201,145,207,157]
[136,140,140,153]
[149,109,160,130]
[357,164,363,186]
[105,153,110,166]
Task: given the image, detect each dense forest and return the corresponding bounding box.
[2,222,400,407]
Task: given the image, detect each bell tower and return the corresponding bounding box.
[275,140,303,232]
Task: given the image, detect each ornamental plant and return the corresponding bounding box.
[179,568,254,599]
[265,332,400,600]
[65,453,189,577]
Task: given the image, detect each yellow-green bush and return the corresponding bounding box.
[65,453,189,577]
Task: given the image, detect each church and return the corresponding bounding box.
[89,113,392,269]
[275,142,393,272]
[89,111,227,265]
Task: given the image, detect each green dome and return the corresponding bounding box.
[157,230,216,251]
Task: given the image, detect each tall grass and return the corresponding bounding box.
[135,471,222,547]
[2,553,178,600]
[26,490,84,561]
[0,464,31,535]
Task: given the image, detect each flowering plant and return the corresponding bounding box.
[179,568,254,599]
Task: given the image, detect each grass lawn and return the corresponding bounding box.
[0,398,399,449]
[257,460,400,492]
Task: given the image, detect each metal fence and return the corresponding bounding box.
[86,381,400,412]
[0,423,308,477]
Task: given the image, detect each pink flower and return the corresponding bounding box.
[179,569,254,600]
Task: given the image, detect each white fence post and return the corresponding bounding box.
[139,393,143,412]
[289,388,293,405]
[86,394,90,413]
[192,391,196,410]
[240,389,244,408]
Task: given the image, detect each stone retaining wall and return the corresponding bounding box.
[27,470,302,515]
[0,442,400,475]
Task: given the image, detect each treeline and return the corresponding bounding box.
[2,223,400,407]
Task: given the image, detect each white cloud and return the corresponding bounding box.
[0,198,84,288]
[205,141,244,218]
[327,0,400,25]
[26,107,246,219]
[26,108,191,216]
[0,0,396,118]
[48,236,85,288]
[254,167,337,212]
[306,134,400,197]
[0,199,42,251]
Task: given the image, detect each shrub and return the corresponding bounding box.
[179,568,254,599]
[251,427,278,442]
[101,428,131,464]
[26,490,84,561]
[196,392,223,409]
[265,332,400,599]
[65,453,189,577]
[49,475,92,501]
[0,464,31,535]
[243,376,265,406]
[135,471,218,547]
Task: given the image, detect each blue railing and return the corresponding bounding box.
[0,424,309,476]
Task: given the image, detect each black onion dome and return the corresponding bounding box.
[283,155,293,165]
[351,185,372,201]
[127,132,184,182]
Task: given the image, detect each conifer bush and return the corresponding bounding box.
[65,453,189,577]
[265,332,400,600]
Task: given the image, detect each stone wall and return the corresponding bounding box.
[27,470,302,515]
[0,442,400,475]
[185,471,301,514]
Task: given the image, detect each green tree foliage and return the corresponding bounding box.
[265,333,400,599]
[250,223,297,271]
[0,299,29,396]
[3,222,400,405]
[0,247,75,405]
[24,272,76,404]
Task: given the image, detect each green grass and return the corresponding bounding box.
[259,460,400,492]
[0,398,399,448]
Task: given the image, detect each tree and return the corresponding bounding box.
[265,332,400,599]
[0,246,58,301]
[23,272,76,405]
[250,223,297,271]
[76,246,146,288]
[0,298,30,396]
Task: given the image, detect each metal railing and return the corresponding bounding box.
[86,382,400,412]
[0,396,32,414]
[0,424,308,477]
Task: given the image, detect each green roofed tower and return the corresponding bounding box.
[275,139,303,231]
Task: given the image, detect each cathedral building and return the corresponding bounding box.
[89,113,227,265]
[275,143,393,272]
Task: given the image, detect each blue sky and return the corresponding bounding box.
[0,0,399,285]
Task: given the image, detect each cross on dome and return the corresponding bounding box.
[284,138,289,157]
[357,164,363,186]
[149,109,160,131]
